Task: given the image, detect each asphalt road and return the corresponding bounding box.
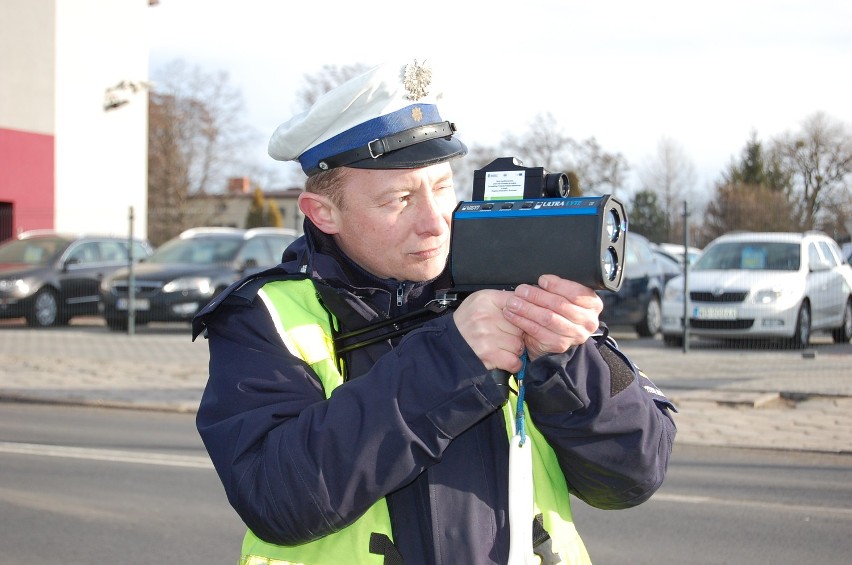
[0,403,244,564]
[575,444,852,564]
[2,403,851,564]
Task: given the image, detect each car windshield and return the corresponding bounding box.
[0,237,69,265]
[146,236,242,265]
[693,241,800,271]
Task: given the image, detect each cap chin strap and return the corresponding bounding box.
[314,121,457,174]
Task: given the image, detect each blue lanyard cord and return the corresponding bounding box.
[514,351,529,445]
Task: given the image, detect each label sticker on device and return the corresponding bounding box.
[484,171,525,200]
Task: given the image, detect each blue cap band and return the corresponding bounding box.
[298,104,442,175]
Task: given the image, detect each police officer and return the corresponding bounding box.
[193,60,676,565]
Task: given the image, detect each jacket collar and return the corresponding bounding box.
[285,219,451,316]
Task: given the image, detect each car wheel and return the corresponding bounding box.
[26,288,62,327]
[831,298,852,343]
[635,295,662,337]
[789,301,811,349]
[662,334,683,347]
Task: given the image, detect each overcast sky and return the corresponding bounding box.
[148,0,851,198]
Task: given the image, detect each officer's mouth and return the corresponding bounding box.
[410,245,446,260]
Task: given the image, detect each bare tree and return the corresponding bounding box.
[770,111,852,233]
[821,188,852,243]
[638,137,696,241]
[501,113,575,174]
[701,182,797,243]
[499,112,629,196]
[703,131,797,241]
[148,60,254,245]
[573,137,630,197]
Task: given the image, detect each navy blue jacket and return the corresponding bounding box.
[193,222,676,565]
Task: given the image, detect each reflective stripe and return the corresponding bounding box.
[242,556,297,565]
[242,279,393,565]
[257,288,301,359]
[261,285,335,366]
[259,281,342,394]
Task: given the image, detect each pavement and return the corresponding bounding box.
[1,319,851,454]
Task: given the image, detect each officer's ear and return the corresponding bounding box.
[299,191,340,235]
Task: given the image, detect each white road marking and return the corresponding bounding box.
[652,492,852,517]
[0,441,213,469]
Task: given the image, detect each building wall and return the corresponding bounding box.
[185,190,304,235]
[54,0,149,238]
[0,0,149,242]
[0,0,56,240]
[0,0,55,135]
[0,129,55,234]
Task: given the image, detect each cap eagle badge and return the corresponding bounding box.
[402,60,432,101]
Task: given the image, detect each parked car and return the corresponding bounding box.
[650,243,686,281]
[840,240,851,261]
[598,232,670,337]
[661,231,852,348]
[99,227,298,330]
[656,242,702,266]
[0,230,153,327]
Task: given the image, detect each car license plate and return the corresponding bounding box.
[692,306,737,320]
[117,298,150,311]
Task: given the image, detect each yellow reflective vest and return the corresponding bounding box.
[239,278,592,565]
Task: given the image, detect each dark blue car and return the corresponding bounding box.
[597,232,680,337]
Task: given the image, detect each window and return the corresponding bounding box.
[817,240,839,267]
[66,242,100,265]
[99,241,127,263]
[239,237,274,267]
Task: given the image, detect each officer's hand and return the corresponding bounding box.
[453,290,526,374]
[502,274,603,361]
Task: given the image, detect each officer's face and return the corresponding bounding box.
[331,163,457,282]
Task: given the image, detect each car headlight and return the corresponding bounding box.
[162,277,214,295]
[753,287,786,304]
[0,278,30,295]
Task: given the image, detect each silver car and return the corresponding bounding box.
[661,231,852,348]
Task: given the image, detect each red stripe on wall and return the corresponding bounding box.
[0,127,55,238]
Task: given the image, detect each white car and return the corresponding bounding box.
[656,242,702,266]
[661,231,852,348]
